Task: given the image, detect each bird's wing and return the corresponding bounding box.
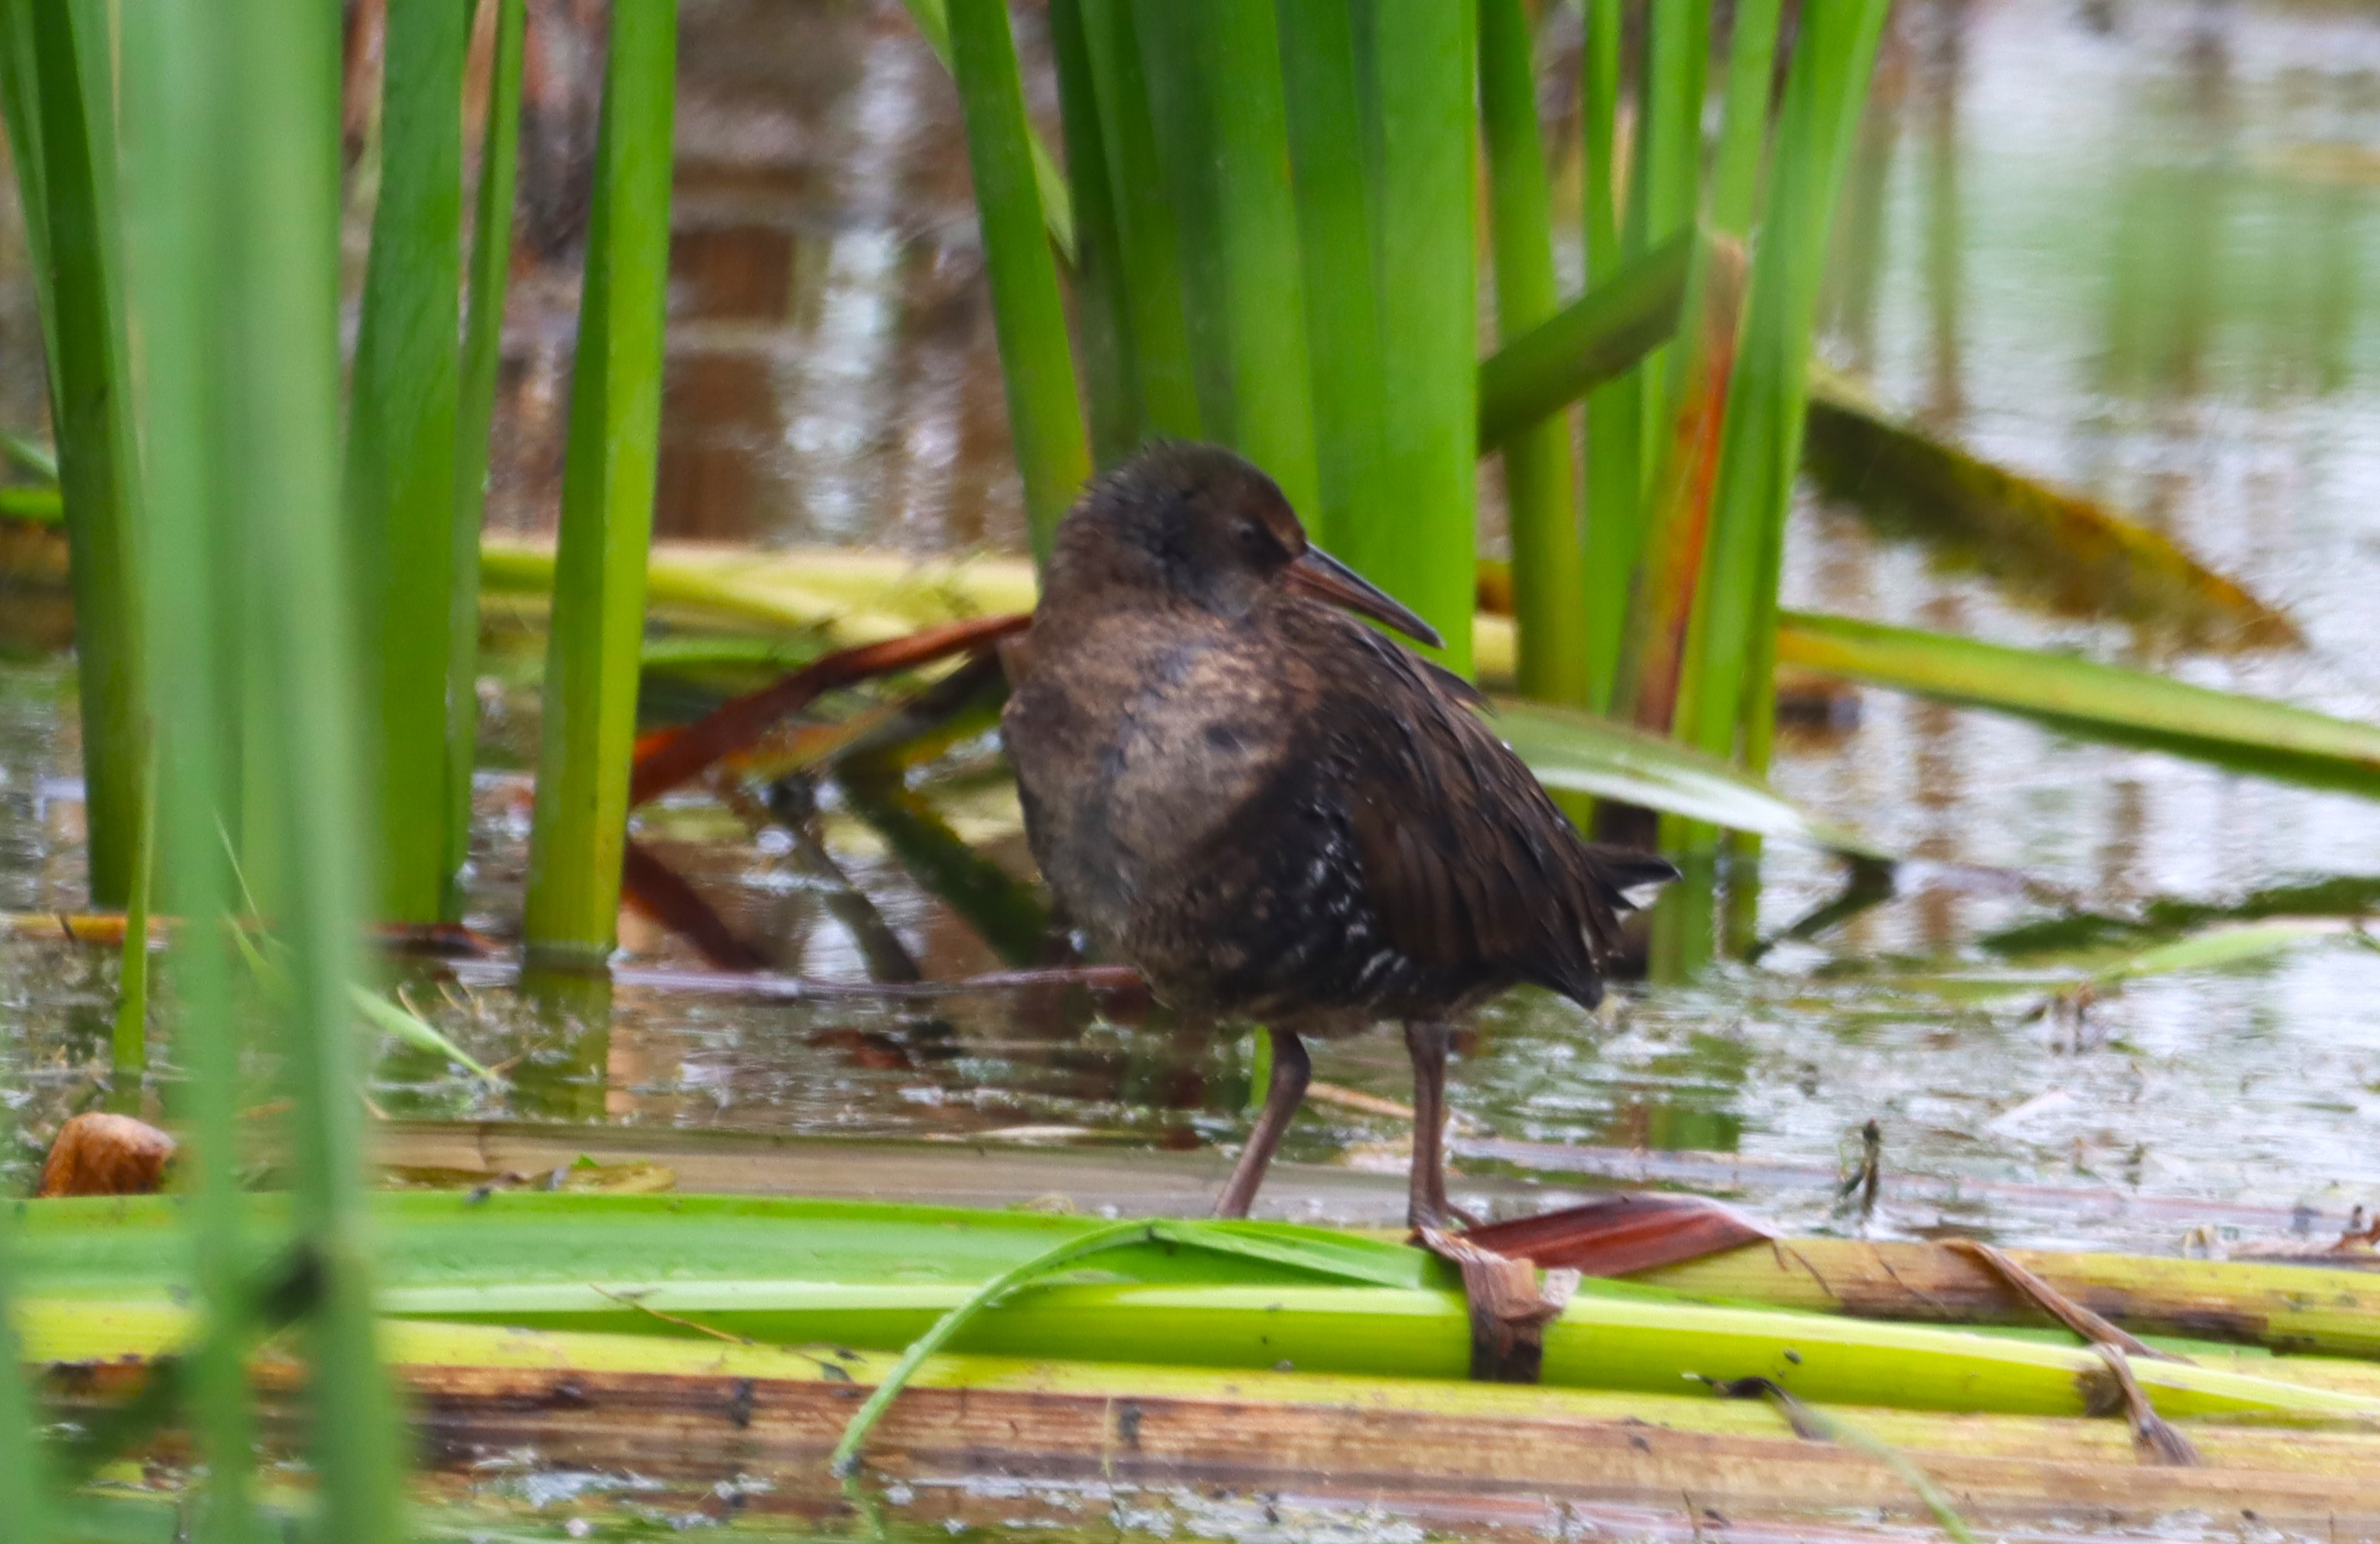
[1262,595,1674,1005]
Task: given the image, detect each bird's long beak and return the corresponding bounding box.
[1294,545,1437,647]
[1285,545,1444,649]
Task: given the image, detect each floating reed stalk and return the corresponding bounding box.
[448,0,528,919]
[216,0,402,1535]
[119,1,260,1526]
[946,0,1091,565]
[344,0,466,923]
[522,0,679,968]
[1479,0,1587,706]
[19,0,147,908]
[0,1171,50,1536]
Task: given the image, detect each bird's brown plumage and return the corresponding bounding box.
[1000,441,1674,1223]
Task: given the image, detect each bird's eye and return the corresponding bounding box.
[1232,519,1268,551]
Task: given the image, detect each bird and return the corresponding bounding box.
[999,441,1677,1228]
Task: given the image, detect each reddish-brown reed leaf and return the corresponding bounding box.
[1459,1191,1771,1276]
[628,614,1032,808]
[1610,238,1750,736]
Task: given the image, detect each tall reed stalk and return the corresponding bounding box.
[1047,0,1138,467]
[120,4,259,1528]
[346,0,466,924]
[1077,3,1201,441]
[217,0,403,1533]
[448,0,528,919]
[1275,0,1388,557]
[8,0,148,908]
[1675,0,1892,800]
[1479,0,1586,706]
[523,1,680,967]
[947,0,1091,564]
[1577,0,1636,709]
[1135,0,1322,522]
[1363,0,1479,666]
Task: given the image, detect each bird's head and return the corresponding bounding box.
[1044,441,1441,647]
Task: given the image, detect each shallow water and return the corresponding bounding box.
[12,2,2380,1532]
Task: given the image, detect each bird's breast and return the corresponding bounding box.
[1001,620,1290,926]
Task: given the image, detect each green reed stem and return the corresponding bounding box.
[523,1,679,968]
[448,0,528,920]
[1677,0,1890,816]
[1361,0,1479,671]
[108,767,153,1099]
[0,3,50,386]
[1475,232,1692,448]
[1481,0,1585,705]
[217,0,401,1535]
[1078,1,1202,438]
[346,0,466,925]
[899,0,1075,263]
[1048,0,1139,468]
[1708,0,1783,237]
[26,0,147,909]
[1632,0,1709,440]
[1133,0,1321,521]
[1277,0,1388,556]
[119,5,258,1527]
[1579,0,1637,709]
[1742,9,1884,784]
[947,0,1091,565]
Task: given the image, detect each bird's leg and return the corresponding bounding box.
[1403,1020,1454,1231]
[1212,1027,1311,1219]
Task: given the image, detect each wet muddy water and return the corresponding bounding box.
[11,0,2380,1279]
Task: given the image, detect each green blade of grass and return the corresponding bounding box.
[522,1,680,967]
[216,0,403,1532]
[946,0,1091,566]
[1493,697,1889,859]
[1133,0,1322,521]
[1277,0,1388,557]
[1776,611,2380,798]
[350,985,500,1085]
[448,0,528,921]
[345,0,467,925]
[1575,0,1638,711]
[1361,0,1479,671]
[22,0,148,909]
[1479,0,1586,707]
